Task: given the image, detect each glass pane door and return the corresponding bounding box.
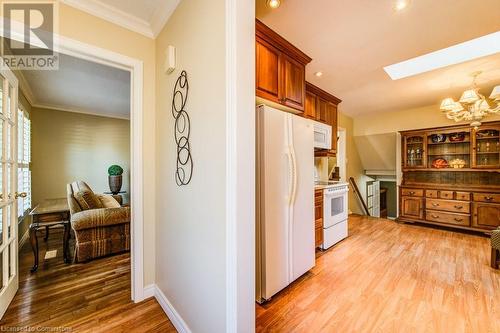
[474,128,500,168]
[405,134,425,168]
[0,65,19,318]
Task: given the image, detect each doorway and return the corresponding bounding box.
[337,127,347,182]
[0,64,20,317]
[0,33,145,320]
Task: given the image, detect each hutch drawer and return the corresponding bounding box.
[438,191,454,199]
[425,198,470,214]
[473,193,500,204]
[455,192,471,201]
[401,188,424,197]
[425,190,438,198]
[426,210,470,227]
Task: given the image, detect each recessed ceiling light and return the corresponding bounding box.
[267,0,281,9]
[315,71,323,77]
[394,0,409,11]
[383,31,500,80]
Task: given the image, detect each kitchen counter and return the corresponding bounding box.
[315,181,349,191]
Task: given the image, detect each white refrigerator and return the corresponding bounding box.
[256,105,315,303]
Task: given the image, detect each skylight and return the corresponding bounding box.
[383,31,500,80]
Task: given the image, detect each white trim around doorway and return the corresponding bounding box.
[1,29,145,302]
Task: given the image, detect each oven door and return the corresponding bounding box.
[323,190,348,227]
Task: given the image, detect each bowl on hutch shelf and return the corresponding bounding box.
[431,134,446,143]
[449,158,466,169]
[448,132,465,142]
[476,130,497,138]
[431,158,448,169]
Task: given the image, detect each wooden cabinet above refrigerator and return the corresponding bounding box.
[256,19,312,112]
[306,82,341,156]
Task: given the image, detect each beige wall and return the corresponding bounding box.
[354,104,500,136]
[338,110,365,214]
[56,3,156,286]
[31,107,130,204]
[155,0,228,331]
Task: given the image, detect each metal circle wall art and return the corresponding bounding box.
[172,70,193,186]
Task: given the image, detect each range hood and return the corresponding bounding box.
[354,133,397,179]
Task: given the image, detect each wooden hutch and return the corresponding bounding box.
[398,121,500,233]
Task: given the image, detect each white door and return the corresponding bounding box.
[256,106,289,301]
[0,65,19,318]
[290,115,314,280]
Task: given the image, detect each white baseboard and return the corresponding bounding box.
[144,284,191,333]
[143,284,156,299]
[19,230,30,248]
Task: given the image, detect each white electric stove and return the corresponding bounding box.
[315,181,349,249]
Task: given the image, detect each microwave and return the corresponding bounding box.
[313,121,332,149]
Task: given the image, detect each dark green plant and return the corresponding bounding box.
[108,165,123,176]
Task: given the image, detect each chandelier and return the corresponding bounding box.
[440,71,500,128]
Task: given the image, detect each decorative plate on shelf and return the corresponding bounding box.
[431,158,448,168]
[431,134,446,143]
[449,132,465,142]
[449,158,466,169]
[476,130,497,138]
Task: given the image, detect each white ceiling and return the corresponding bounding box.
[60,0,181,38]
[20,53,131,119]
[256,0,500,116]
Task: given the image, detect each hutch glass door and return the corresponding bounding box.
[404,134,426,168]
[473,127,500,168]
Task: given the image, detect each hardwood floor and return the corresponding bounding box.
[0,229,176,332]
[256,215,500,333]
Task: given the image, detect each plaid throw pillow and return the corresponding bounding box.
[75,190,104,210]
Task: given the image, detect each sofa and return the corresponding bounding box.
[67,181,130,262]
[492,227,500,269]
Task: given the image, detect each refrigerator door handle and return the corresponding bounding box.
[286,149,294,205]
[290,147,298,205]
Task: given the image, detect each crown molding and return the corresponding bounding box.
[60,0,180,39]
[32,101,130,120]
[60,0,154,38]
[150,0,181,37]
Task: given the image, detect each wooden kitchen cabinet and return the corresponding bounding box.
[472,202,500,230]
[400,196,424,220]
[255,40,280,103]
[315,189,323,248]
[306,82,341,156]
[304,91,317,119]
[256,19,311,112]
[281,54,306,110]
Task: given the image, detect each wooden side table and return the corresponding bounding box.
[29,198,71,272]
